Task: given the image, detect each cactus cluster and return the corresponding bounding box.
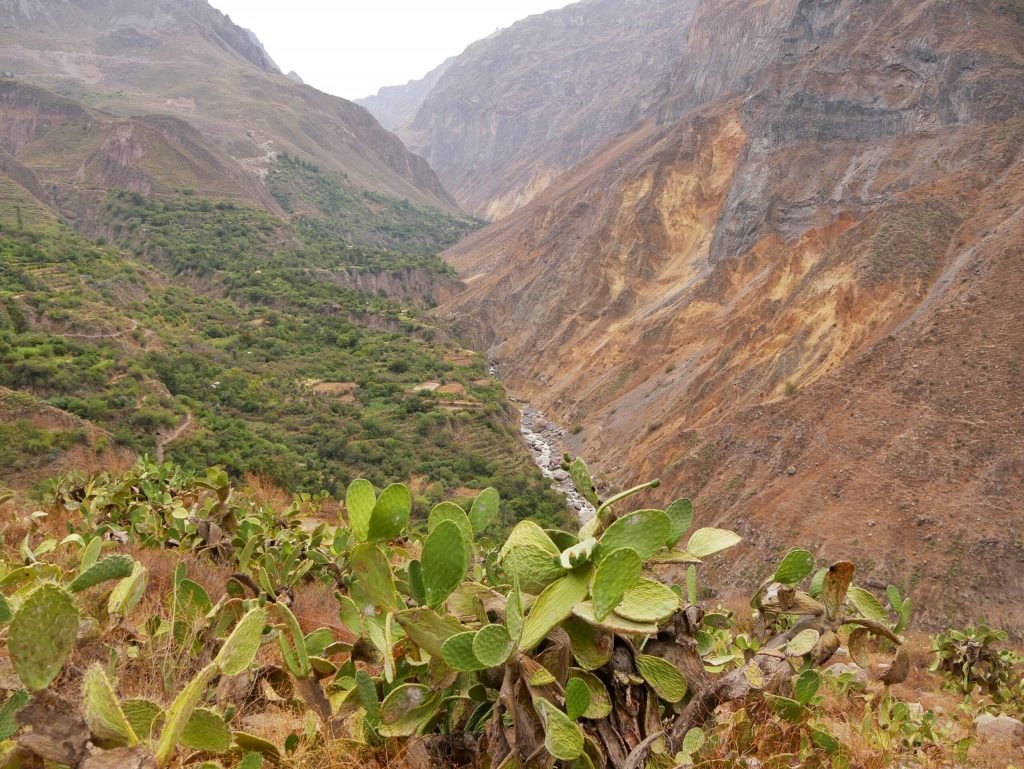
[0,462,923,769]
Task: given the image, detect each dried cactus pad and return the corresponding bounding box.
[9,583,79,691]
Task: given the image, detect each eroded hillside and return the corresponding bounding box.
[440,0,1024,630]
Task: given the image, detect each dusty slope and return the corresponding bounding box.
[0,0,457,210]
[399,0,698,219]
[440,0,1024,630]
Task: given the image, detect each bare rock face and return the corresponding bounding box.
[440,0,1024,630]
[0,0,457,211]
[399,0,699,219]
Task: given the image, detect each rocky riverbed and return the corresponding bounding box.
[515,400,596,523]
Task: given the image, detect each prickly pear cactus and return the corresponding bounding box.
[82,664,138,746]
[179,708,231,752]
[214,607,268,676]
[422,520,470,609]
[9,583,79,691]
[68,555,135,594]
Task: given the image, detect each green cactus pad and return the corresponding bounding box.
[428,502,474,543]
[175,579,213,617]
[108,562,148,617]
[568,670,612,719]
[0,593,11,625]
[773,548,815,586]
[82,665,137,746]
[785,629,821,657]
[422,520,470,609]
[69,555,135,594]
[563,617,614,671]
[590,548,642,621]
[614,578,680,623]
[794,669,821,706]
[337,594,362,636]
[846,586,887,623]
[765,694,804,723]
[472,625,515,668]
[571,602,659,636]
[0,690,29,741]
[559,538,598,570]
[441,631,485,672]
[79,537,103,572]
[547,530,580,551]
[595,510,671,563]
[664,498,694,547]
[635,654,687,703]
[238,752,264,769]
[271,603,310,679]
[367,484,411,542]
[395,607,467,658]
[497,521,565,595]
[505,575,524,644]
[355,670,380,723]
[564,678,590,721]
[468,487,500,534]
[569,458,599,507]
[232,732,281,761]
[686,528,742,558]
[533,697,584,761]
[215,607,267,676]
[345,478,376,541]
[519,567,592,652]
[122,699,164,742]
[9,583,79,691]
[180,708,231,753]
[350,543,400,613]
[408,560,426,607]
[378,684,441,738]
[154,663,218,766]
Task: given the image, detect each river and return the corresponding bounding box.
[514,399,596,523]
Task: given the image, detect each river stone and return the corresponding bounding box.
[553,470,569,482]
[975,714,1024,747]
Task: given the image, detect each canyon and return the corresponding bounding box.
[437,0,1024,630]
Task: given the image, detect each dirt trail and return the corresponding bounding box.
[155,412,193,462]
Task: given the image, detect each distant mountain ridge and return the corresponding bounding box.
[0,0,458,211]
[357,56,455,132]
[390,0,699,219]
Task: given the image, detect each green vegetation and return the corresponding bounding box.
[0,458,987,769]
[0,189,562,524]
[268,153,482,257]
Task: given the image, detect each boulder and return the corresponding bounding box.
[975,714,1024,747]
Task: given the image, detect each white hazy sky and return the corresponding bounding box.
[209,1,577,100]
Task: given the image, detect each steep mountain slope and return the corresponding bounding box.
[357,56,455,131]
[399,0,699,219]
[0,0,456,210]
[440,0,1024,629]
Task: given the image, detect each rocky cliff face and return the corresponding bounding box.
[399,0,698,219]
[0,0,457,211]
[440,0,1024,629]
[357,57,455,132]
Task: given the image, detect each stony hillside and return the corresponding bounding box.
[398,0,699,219]
[440,0,1024,630]
[0,0,457,210]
